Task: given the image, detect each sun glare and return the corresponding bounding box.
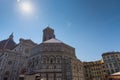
[18,1,34,15]
[21,2,32,13]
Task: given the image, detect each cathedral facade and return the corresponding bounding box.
[0,27,84,80]
[0,34,37,80]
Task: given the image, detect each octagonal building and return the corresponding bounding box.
[25,27,84,80]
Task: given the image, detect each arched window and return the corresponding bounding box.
[50,58,53,63]
[50,56,55,63]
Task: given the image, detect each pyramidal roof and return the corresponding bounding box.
[43,38,63,43]
[0,33,16,50]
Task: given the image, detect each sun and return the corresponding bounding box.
[18,1,34,15]
[21,2,32,13]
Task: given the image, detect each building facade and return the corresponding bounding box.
[83,60,107,80]
[0,34,37,80]
[1,27,120,80]
[102,52,120,75]
[0,27,85,80]
[26,27,84,80]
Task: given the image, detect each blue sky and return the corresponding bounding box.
[0,0,120,61]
